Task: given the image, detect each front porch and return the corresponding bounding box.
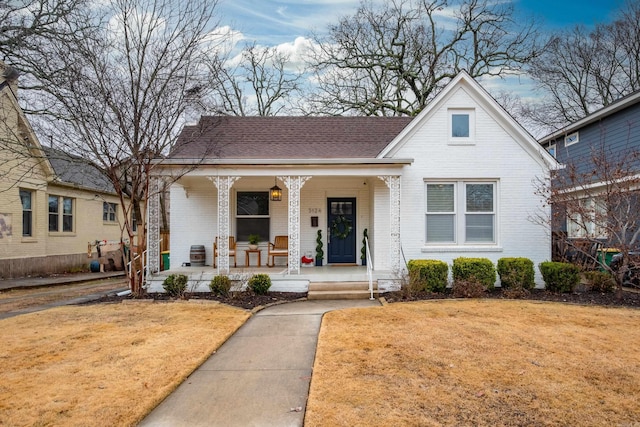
[145,265,398,293]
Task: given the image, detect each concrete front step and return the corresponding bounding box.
[307,281,378,300]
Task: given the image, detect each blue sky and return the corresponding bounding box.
[217,0,626,46]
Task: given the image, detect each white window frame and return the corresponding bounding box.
[425,183,457,243]
[48,195,75,234]
[547,143,556,158]
[567,197,607,239]
[103,202,118,223]
[448,109,475,145]
[235,191,270,242]
[564,131,579,146]
[20,189,33,237]
[424,180,498,247]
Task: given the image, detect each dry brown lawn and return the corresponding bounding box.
[306,300,640,426]
[0,301,250,426]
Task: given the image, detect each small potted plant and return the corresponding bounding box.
[248,234,260,250]
[361,228,368,266]
[315,230,324,266]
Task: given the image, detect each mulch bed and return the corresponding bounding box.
[87,288,640,310]
[89,291,308,310]
[383,287,640,308]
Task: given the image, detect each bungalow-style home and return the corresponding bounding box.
[539,89,640,263]
[147,71,556,292]
[0,62,125,278]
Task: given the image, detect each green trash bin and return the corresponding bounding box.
[597,248,619,271]
[161,251,170,271]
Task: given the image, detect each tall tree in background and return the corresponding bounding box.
[208,42,305,116]
[305,0,540,116]
[527,1,640,133]
[0,0,88,56]
[4,0,221,294]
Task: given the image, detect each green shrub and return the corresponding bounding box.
[452,257,496,290]
[210,275,232,297]
[539,261,581,293]
[497,257,535,290]
[162,274,188,298]
[248,273,272,295]
[583,271,615,293]
[407,259,448,292]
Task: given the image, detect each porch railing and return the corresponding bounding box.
[365,236,374,300]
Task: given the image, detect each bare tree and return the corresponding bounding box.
[0,0,89,56]
[208,42,304,116]
[528,1,640,133]
[6,0,222,294]
[539,137,640,299]
[305,0,540,116]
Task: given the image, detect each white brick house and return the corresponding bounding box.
[148,71,556,290]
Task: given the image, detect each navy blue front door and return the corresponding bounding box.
[327,198,356,264]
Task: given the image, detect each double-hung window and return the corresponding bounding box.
[49,195,74,232]
[425,181,496,244]
[103,202,117,223]
[236,191,270,242]
[19,189,33,237]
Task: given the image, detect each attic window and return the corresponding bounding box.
[448,109,475,144]
[564,132,579,146]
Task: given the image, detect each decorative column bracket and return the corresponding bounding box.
[280,176,311,275]
[209,176,240,275]
[378,175,401,274]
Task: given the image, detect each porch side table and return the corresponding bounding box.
[245,249,261,267]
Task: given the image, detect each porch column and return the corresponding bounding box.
[147,176,161,275]
[379,175,402,273]
[280,176,311,274]
[209,176,240,275]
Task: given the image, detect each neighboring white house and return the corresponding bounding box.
[148,71,557,290]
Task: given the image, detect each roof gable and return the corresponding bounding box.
[378,71,557,170]
[170,116,413,160]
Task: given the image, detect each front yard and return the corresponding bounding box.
[305,300,640,426]
[0,302,249,426]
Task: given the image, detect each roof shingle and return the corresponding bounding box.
[170,116,413,160]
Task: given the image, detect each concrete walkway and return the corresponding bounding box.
[139,299,381,427]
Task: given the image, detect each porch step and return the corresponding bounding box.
[307,281,378,300]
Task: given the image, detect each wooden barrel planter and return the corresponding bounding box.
[190,245,206,267]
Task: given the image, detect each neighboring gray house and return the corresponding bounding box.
[539,90,640,259]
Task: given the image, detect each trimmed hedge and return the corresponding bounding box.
[497,257,535,290]
[452,257,496,290]
[407,259,448,292]
[210,275,232,297]
[538,261,581,293]
[162,273,188,297]
[248,273,272,295]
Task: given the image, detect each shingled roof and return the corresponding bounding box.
[43,147,116,194]
[170,116,414,160]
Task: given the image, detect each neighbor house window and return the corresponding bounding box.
[236,191,270,241]
[425,181,496,244]
[19,189,33,237]
[547,143,556,158]
[49,195,74,232]
[449,109,475,143]
[564,132,579,146]
[567,197,606,239]
[103,202,117,222]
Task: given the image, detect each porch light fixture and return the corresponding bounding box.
[270,178,282,201]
